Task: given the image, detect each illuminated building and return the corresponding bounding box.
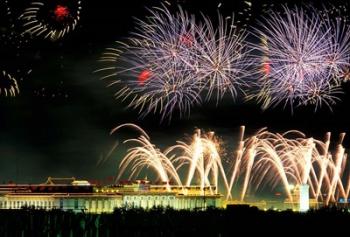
[0,177,222,213]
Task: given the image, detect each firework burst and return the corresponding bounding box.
[20,0,82,41]
[250,6,350,111]
[195,13,251,102]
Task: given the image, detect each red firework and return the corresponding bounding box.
[179,33,194,47]
[138,70,152,85]
[262,60,271,76]
[54,5,69,21]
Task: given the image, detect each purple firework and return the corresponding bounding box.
[250,6,350,111]
[195,13,252,102]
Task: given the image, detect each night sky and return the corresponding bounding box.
[1,0,350,187]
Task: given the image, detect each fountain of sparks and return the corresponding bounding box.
[111,124,350,206]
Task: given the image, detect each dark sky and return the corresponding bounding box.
[0,0,350,186]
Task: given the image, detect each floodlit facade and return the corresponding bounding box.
[0,177,222,213]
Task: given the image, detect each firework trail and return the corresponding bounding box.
[20,0,82,41]
[0,70,19,96]
[110,123,182,191]
[112,124,350,206]
[166,129,229,195]
[222,127,350,205]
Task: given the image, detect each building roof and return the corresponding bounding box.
[45,177,76,185]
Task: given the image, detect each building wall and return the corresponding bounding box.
[0,193,221,213]
[122,194,220,210]
[0,195,123,213]
[0,196,55,210]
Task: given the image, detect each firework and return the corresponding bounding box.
[113,123,350,206]
[195,13,251,102]
[0,71,19,96]
[111,123,182,191]
[166,129,229,195]
[129,70,203,122]
[235,128,350,205]
[250,6,350,111]
[97,5,201,122]
[20,0,82,41]
[323,11,350,82]
[98,5,250,121]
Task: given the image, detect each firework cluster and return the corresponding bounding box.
[113,124,350,206]
[99,3,350,121]
[1,1,350,121]
[0,0,83,98]
[99,5,251,121]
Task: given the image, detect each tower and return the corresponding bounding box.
[285,184,310,212]
[299,184,309,212]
